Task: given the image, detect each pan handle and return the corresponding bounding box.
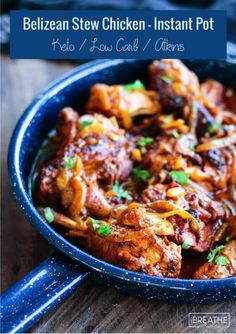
[0,251,90,333]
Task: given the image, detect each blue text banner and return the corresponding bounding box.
[10,10,226,59]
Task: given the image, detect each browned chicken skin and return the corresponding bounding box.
[86,83,161,129]
[36,111,134,212]
[72,229,181,277]
[142,183,226,252]
[33,60,236,279]
[149,59,201,124]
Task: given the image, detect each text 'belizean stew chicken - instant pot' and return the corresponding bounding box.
[32,60,236,279]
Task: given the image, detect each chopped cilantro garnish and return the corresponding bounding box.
[214,255,230,266]
[160,74,173,84]
[209,122,221,135]
[97,225,112,237]
[112,181,132,200]
[207,244,230,266]
[211,138,226,146]
[87,217,112,236]
[169,171,190,186]
[87,217,102,230]
[207,245,225,263]
[132,166,151,181]
[166,114,174,122]
[182,238,192,250]
[123,80,145,91]
[44,207,54,224]
[136,137,154,147]
[65,157,77,170]
[225,235,231,242]
[171,130,182,139]
[189,142,197,152]
[80,120,94,130]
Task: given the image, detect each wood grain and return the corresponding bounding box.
[1,54,235,333]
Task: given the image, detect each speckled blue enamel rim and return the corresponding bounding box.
[7,59,236,291]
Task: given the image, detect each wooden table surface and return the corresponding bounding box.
[1,54,235,333]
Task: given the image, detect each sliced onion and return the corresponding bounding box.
[53,210,87,231]
[196,133,236,152]
[69,176,87,216]
[157,209,199,226]
[149,201,179,212]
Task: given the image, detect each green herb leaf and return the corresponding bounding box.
[160,74,173,84]
[87,217,102,230]
[225,235,231,242]
[80,120,94,130]
[65,157,77,170]
[169,171,190,186]
[207,245,225,262]
[123,80,145,91]
[189,142,197,152]
[171,130,182,139]
[214,255,230,266]
[132,166,151,181]
[211,138,226,147]
[97,225,112,237]
[166,114,174,122]
[209,122,221,135]
[112,181,132,201]
[136,137,154,147]
[182,238,192,250]
[44,207,54,224]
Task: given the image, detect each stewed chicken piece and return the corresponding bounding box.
[142,182,226,252]
[86,82,161,129]
[35,108,137,221]
[33,60,236,279]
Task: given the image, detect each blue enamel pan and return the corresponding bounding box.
[1,59,236,333]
